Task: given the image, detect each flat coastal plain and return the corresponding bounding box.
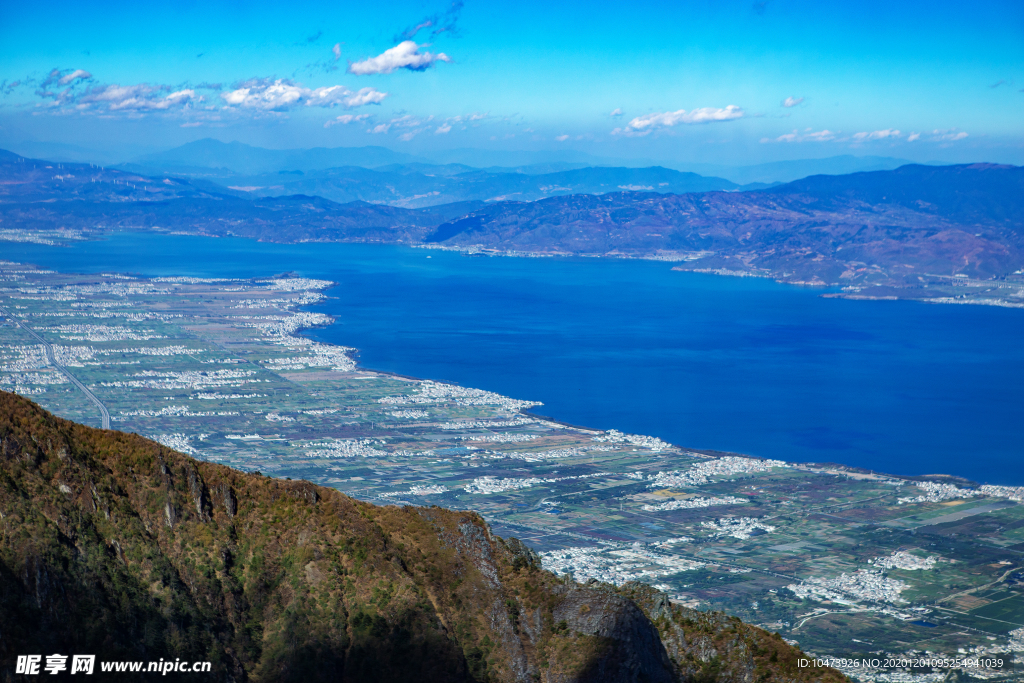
[2,261,1023,681]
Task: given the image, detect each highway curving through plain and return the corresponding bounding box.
[0,306,111,429]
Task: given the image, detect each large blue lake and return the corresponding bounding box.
[4,233,1023,484]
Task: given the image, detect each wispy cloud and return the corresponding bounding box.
[612,105,743,136]
[79,85,195,111]
[332,43,342,60]
[782,96,803,108]
[609,107,623,117]
[989,79,1008,89]
[306,30,323,43]
[368,114,433,136]
[907,132,921,142]
[762,128,837,143]
[852,129,900,142]
[323,113,372,128]
[221,78,386,110]
[348,41,451,75]
[435,123,452,134]
[33,72,202,114]
[58,69,92,86]
[555,134,570,141]
[930,128,968,141]
[39,68,92,90]
[394,1,464,42]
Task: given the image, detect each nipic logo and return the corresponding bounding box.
[15,655,95,675]
[15,655,211,675]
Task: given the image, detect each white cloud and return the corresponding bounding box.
[782,96,804,108]
[79,85,196,111]
[332,43,342,60]
[609,107,623,117]
[58,69,92,86]
[763,128,837,143]
[613,105,743,136]
[435,123,451,134]
[366,114,432,137]
[931,129,968,141]
[307,85,387,108]
[324,113,371,128]
[852,129,901,141]
[348,41,451,75]
[221,79,386,110]
[555,134,570,141]
[907,132,921,142]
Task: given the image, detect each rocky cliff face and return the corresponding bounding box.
[0,391,841,682]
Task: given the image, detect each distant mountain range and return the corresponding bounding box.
[6,137,927,186]
[114,163,759,208]
[674,155,920,185]
[2,148,1021,291]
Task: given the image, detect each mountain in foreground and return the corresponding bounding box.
[0,391,836,682]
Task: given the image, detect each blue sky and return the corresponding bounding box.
[1,0,1021,164]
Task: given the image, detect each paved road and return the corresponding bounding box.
[0,306,111,429]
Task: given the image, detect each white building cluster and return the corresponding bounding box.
[389,409,429,419]
[467,432,538,443]
[261,340,356,372]
[897,481,979,504]
[979,484,1024,502]
[787,569,910,605]
[152,433,201,456]
[592,429,670,451]
[464,472,606,495]
[540,543,706,585]
[233,291,325,309]
[438,417,536,430]
[649,456,788,488]
[378,380,541,412]
[47,324,166,342]
[102,369,261,391]
[260,278,333,291]
[870,551,937,571]
[245,312,334,339]
[642,495,747,512]
[700,516,777,539]
[381,484,450,497]
[119,405,240,418]
[304,438,387,459]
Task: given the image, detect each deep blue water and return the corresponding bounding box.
[4,232,1023,484]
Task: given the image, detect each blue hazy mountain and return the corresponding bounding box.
[676,155,920,185]
[134,138,426,175]
[154,164,746,207]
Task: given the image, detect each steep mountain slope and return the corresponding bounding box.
[0,391,838,682]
